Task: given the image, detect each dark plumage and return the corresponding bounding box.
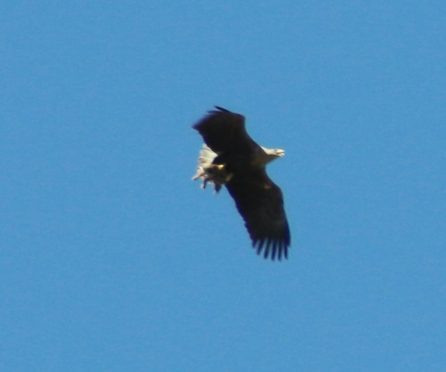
[192,106,291,260]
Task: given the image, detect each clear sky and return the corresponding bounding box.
[2,1,445,371]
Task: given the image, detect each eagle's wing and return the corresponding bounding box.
[225,168,290,260]
[193,106,259,156]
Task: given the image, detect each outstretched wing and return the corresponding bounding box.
[225,168,291,260]
[193,106,259,156]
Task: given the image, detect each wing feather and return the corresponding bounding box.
[193,106,259,156]
[225,169,290,260]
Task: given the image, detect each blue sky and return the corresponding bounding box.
[2,1,445,371]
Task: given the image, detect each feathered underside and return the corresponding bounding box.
[192,106,291,260]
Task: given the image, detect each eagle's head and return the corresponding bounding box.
[261,147,285,164]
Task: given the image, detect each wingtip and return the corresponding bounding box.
[213,105,230,113]
[253,238,289,261]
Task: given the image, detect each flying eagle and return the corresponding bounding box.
[192,106,291,260]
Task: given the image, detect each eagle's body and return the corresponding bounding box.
[192,106,291,260]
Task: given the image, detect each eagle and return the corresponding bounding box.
[192,106,291,260]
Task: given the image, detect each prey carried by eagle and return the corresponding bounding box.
[192,106,291,260]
